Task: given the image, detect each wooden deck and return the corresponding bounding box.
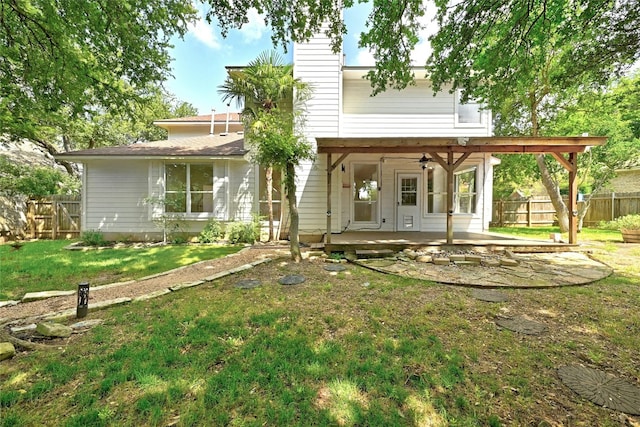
[320,231,576,253]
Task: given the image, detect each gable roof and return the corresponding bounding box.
[56,134,247,161]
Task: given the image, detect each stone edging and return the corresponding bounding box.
[10,256,273,324]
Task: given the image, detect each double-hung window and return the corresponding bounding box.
[425,165,478,214]
[165,163,214,214]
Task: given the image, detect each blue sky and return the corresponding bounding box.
[165,4,436,115]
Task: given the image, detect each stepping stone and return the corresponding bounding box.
[495,316,547,335]
[472,289,508,302]
[324,264,347,272]
[278,275,305,286]
[558,365,640,415]
[235,279,262,289]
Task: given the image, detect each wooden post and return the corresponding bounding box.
[326,153,332,250]
[568,153,578,244]
[499,200,504,227]
[527,199,532,227]
[28,200,36,239]
[446,151,454,244]
[52,198,58,240]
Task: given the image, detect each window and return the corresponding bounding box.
[455,167,477,214]
[455,90,483,126]
[258,166,282,219]
[425,165,477,214]
[165,163,214,214]
[353,163,379,223]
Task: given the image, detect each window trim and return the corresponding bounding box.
[164,162,218,218]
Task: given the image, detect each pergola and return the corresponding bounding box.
[316,136,607,246]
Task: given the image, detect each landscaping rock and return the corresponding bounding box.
[10,324,36,333]
[0,342,16,361]
[482,259,501,267]
[324,264,347,272]
[465,255,482,264]
[22,290,75,303]
[449,254,466,262]
[433,258,450,265]
[36,322,72,338]
[416,255,433,263]
[235,279,262,289]
[0,300,19,308]
[500,258,519,267]
[279,275,306,286]
[70,319,104,330]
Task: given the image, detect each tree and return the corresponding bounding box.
[1,0,197,141]
[218,51,310,246]
[426,0,640,231]
[247,109,314,261]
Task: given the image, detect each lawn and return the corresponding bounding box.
[489,225,623,242]
[1,234,639,426]
[0,240,242,300]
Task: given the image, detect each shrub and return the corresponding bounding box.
[81,230,107,247]
[598,214,640,231]
[199,219,223,243]
[225,220,259,244]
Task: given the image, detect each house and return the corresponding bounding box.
[57,32,603,244]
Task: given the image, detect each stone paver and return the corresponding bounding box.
[471,289,509,302]
[558,365,640,415]
[355,251,612,288]
[278,274,306,286]
[324,264,347,272]
[496,316,547,335]
[235,279,262,289]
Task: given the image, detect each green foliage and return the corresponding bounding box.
[599,214,640,231]
[199,219,224,243]
[81,231,108,247]
[1,1,197,141]
[0,155,79,199]
[225,220,259,244]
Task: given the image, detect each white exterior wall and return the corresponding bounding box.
[342,79,491,137]
[83,160,157,238]
[294,29,343,235]
[83,159,255,240]
[167,124,243,139]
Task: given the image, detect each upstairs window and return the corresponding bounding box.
[455,90,483,126]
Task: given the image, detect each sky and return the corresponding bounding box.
[164,3,437,115]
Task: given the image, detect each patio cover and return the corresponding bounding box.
[316,136,607,246]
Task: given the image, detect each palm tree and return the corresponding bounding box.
[218,51,309,246]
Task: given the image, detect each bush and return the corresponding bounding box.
[599,214,640,231]
[199,219,223,243]
[225,220,259,244]
[81,230,107,247]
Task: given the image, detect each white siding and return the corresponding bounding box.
[84,160,157,236]
[167,124,243,139]
[293,31,342,138]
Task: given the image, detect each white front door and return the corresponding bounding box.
[397,173,420,231]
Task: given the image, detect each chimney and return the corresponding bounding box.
[221,104,230,136]
[209,108,216,136]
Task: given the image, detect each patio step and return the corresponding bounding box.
[355,249,395,259]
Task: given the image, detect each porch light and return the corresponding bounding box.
[419,154,431,169]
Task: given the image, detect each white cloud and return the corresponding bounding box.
[239,9,267,43]
[355,49,375,66]
[188,10,221,49]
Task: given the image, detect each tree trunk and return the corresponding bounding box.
[266,166,274,241]
[536,154,570,232]
[286,162,302,262]
[34,138,76,176]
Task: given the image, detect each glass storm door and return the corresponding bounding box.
[397,174,420,231]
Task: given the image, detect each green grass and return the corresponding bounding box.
[1,250,639,426]
[0,240,242,300]
[489,225,623,242]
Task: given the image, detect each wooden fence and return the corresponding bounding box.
[27,195,81,239]
[492,192,640,227]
